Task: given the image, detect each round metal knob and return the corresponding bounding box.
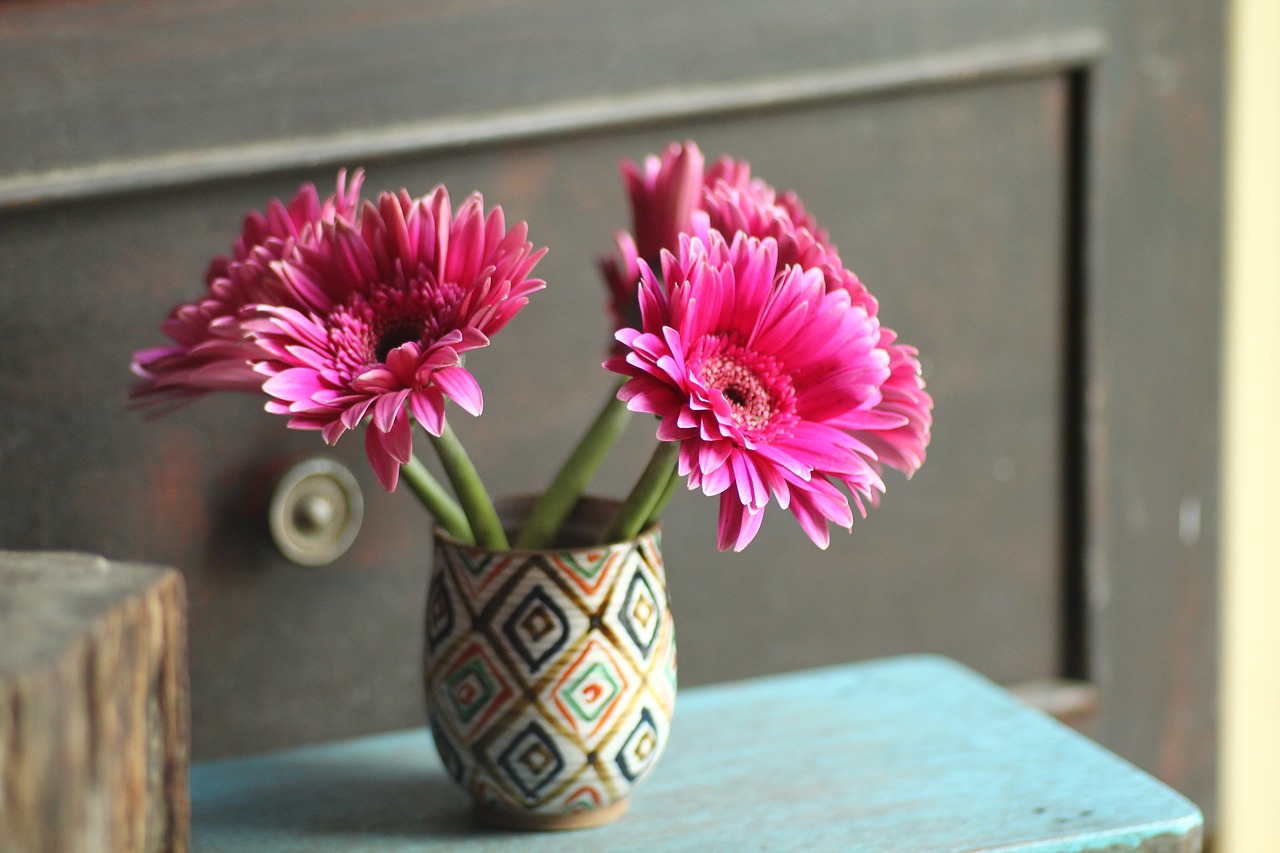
[268,458,364,566]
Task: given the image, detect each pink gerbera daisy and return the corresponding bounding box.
[599,141,705,335]
[600,141,828,332]
[602,143,932,481]
[699,161,933,476]
[249,186,546,491]
[606,232,904,551]
[130,170,364,410]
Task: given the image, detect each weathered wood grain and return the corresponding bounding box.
[0,552,189,853]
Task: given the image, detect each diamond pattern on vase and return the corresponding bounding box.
[500,583,571,674]
[635,534,664,580]
[545,546,627,607]
[613,707,661,783]
[560,784,604,812]
[496,721,566,801]
[424,498,676,822]
[617,568,661,658]
[550,638,629,741]
[434,640,515,740]
[425,570,455,652]
[482,714,591,808]
[444,544,523,607]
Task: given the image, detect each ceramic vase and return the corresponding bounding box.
[423,496,677,830]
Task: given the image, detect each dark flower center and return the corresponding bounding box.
[373,318,424,363]
[326,273,467,379]
[702,354,773,432]
[691,334,797,440]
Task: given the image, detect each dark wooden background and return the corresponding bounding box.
[0,0,1222,823]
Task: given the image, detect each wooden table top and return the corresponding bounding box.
[191,655,1201,852]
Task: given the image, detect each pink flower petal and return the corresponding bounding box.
[372,389,410,432]
[365,423,401,491]
[409,386,447,436]
[262,368,325,403]
[717,494,765,552]
[433,367,484,416]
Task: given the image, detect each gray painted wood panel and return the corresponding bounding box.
[1078,1,1223,820]
[1,0,1102,204]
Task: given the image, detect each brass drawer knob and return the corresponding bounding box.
[268,458,364,566]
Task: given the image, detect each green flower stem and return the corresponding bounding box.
[428,422,509,549]
[400,453,474,544]
[642,463,683,530]
[514,385,631,550]
[604,440,680,543]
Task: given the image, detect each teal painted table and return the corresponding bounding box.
[190,656,1201,851]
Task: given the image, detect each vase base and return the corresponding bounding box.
[474,797,630,831]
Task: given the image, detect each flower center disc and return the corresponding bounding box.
[373,318,424,362]
[702,354,774,432]
[327,275,469,377]
[690,334,798,441]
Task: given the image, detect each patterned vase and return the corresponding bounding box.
[423,496,677,830]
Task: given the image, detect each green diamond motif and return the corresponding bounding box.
[562,550,608,582]
[445,659,496,723]
[560,661,621,722]
[456,550,495,580]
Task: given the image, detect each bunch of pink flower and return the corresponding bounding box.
[601,141,931,550]
[132,142,930,553]
[132,170,366,410]
[132,175,547,548]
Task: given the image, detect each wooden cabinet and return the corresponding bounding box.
[0,0,1222,824]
